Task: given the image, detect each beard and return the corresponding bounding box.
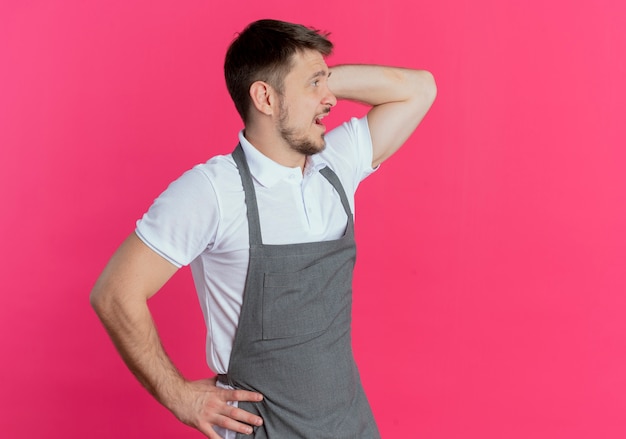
[278,99,326,156]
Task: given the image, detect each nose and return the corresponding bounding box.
[322,86,337,108]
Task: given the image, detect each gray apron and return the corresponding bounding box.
[221,145,381,438]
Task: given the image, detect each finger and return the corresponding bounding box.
[224,404,264,428]
[221,388,264,403]
[213,413,259,436]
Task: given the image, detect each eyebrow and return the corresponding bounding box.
[308,70,330,81]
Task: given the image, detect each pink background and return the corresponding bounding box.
[1,0,625,438]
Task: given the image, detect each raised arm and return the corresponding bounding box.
[328,65,436,167]
[90,233,263,438]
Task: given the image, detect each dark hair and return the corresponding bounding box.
[224,19,333,123]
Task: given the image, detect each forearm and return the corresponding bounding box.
[328,64,436,166]
[90,234,264,437]
[91,288,186,409]
[89,233,187,413]
[328,64,435,107]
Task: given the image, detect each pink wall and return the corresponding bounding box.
[1,1,625,438]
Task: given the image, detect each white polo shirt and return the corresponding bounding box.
[136,116,376,374]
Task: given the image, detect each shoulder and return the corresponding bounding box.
[164,153,244,201]
[318,116,376,186]
[190,154,239,186]
[135,153,244,267]
[324,116,372,150]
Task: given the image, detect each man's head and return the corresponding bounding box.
[224,19,333,124]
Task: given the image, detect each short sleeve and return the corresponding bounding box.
[135,167,220,267]
[320,116,377,194]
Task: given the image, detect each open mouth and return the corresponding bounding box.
[314,113,328,127]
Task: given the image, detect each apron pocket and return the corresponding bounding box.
[262,270,330,340]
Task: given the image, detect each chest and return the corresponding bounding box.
[214,172,351,253]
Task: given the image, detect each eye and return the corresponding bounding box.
[312,79,320,87]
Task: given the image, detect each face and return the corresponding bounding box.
[276,50,337,156]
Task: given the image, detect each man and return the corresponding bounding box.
[91,19,436,438]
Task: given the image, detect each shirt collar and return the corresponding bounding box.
[238,131,329,187]
[305,152,329,176]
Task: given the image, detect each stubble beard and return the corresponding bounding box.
[278,100,326,156]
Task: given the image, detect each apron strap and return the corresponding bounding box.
[232,143,354,247]
[232,143,263,246]
[319,166,353,220]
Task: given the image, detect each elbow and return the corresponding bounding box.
[403,70,437,120]
[418,70,437,105]
[89,283,128,328]
[89,284,107,316]
[90,277,118,318]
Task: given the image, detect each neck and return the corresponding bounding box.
[244,123,307,171]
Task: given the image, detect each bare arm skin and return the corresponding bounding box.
[90,233,263,438]
[328,65,437,167]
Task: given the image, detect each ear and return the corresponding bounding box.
[249,81,277,116]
